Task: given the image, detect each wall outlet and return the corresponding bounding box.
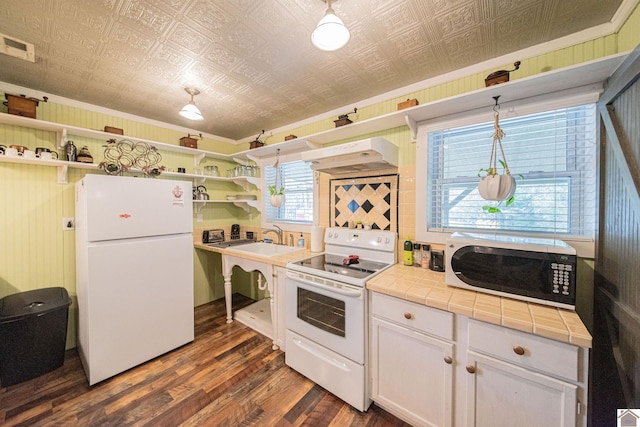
[63,217,75,230]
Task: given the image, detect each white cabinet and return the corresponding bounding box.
[463,350,577,427]
[370,293,455,427]
[460,319,588,427]
[370,292,589,427]
[273,266,287,351]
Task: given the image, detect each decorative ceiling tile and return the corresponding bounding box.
[168,23,211,54]
[123,1,173,34]
[435,2,479,36]
[0,0,626,140]
[187,0,234,31]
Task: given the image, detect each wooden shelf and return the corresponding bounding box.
[232,52,626,155]
[0,113,234,164]
[0,155,98,183]
[0,156,260,189]
[193,199,259,213]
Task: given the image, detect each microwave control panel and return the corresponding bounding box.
[551,262,573,296]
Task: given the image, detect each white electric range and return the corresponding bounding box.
[285,227,397,411]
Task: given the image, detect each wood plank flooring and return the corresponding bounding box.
[0,295,411,427]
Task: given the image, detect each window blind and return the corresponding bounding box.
[264,160,314,224]
[427,104,596,238]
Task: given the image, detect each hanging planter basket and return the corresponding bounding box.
[478,97,516,202]
[270,194,285,207]
[269,148,285,207]
[478,174,516,201]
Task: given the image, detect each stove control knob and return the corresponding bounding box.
[385,238,390,244]
[376,237,382,244]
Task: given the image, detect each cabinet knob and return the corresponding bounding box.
[444,356,453,364]
[403,312,412,320]
[513,345,525,356]
[466,365,476,374]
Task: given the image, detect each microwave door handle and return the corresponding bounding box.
[289,274,362,297]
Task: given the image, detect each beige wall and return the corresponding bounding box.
[1,6,638,348]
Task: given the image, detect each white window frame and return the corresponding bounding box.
[415,90,600,258]
[259,151,316,234]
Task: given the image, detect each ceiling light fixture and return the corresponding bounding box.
[311,0,350,52]
[179,87,203,121]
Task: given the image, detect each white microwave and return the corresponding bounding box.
[445,232,577,310]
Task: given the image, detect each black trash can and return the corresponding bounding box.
[0,287,72,387]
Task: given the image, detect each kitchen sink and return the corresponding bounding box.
[225,242,304,257]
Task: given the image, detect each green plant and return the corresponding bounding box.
[268,185,284,196]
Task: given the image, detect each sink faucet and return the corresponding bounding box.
[263,225,283,245]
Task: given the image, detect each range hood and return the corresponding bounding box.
[300,137,398,175]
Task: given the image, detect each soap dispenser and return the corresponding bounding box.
[298,233,305,248]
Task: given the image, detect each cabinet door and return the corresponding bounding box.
[464,350,577,427]
[371,317,454,427]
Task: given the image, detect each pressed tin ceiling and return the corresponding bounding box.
[0,0,627,140]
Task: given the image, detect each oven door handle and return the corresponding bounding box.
[287,273,363,297]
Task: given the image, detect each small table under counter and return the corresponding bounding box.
[367,264,591,427]
[194,241,312,350]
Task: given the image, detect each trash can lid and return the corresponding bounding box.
[0,287,72,323]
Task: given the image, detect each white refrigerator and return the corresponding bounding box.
[75,174,194,385]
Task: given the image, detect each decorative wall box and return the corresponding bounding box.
[334,117,352,127]
[397,98,419,110]
[5,94,39,118]
[485,61,521,87]
[180,136,198,149]
[104,126,124,135]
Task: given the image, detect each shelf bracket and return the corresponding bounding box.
[232,200,258,213]
[193,176,206,186]
[305,140,322,149]
[193,152,206,167]
[57,164,68,184]
[193,200,205,214]
[245,153,259,164]
[232,156,248,166]
[57,128,68,150]
[231,177,249,190]
[405,114,418,142]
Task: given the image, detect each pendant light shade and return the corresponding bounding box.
[312,0,350,51]
[179,87,203,121]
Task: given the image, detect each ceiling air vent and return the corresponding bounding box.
[0,33,35,62]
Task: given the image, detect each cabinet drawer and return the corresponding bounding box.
[468,319,579,381]
[371,292,454,341]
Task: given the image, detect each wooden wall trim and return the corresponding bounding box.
[597,285,640,405]
[599,104,640,207]
[601,47,640,105]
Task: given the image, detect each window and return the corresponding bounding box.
[421,103,596,243]
[264,160,313,224]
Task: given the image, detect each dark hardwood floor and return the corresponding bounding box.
[0,295,411,426]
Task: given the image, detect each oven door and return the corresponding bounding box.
[285,269,366,364]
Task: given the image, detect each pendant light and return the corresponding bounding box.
[179,87,203,121]
[311,0,350,51]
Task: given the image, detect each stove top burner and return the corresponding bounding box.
[289,254,390,280]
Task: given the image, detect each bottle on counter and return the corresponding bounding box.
[298,233,305,248]
[413,243,421,267]
[403,236,413,266]
[421,244,431,269]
